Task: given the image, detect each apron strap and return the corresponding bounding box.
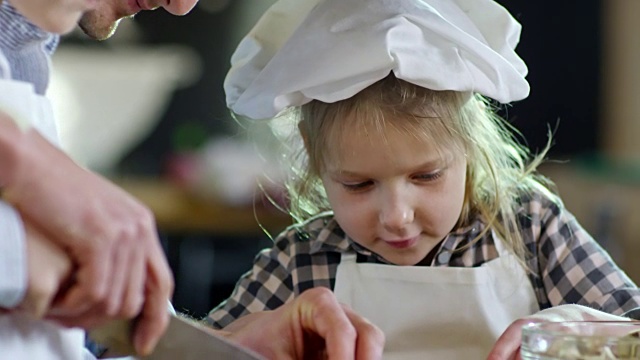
[490,229,509,257]
[340,253,357,264]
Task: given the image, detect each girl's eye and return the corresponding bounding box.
[414,170,443,182]
[342,181,373,192]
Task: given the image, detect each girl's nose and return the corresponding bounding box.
[379,190,414,231]
[162,0,198,15]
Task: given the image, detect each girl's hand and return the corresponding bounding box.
[219,287,385,360]
[486,304,630,360]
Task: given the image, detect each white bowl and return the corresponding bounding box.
[49,45,201,173]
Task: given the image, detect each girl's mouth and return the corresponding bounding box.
[384,237,418,249]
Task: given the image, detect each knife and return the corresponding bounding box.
[89,315,265,360]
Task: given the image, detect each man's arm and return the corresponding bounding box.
[0,201,27,308]
[0,106,39,309]
[0,189,73,317]
[0,101,173,356]
[19,219,73,317]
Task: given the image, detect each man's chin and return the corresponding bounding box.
[78,18,121,41]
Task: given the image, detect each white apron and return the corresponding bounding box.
[334,233,540,360]
[0,80,87,360]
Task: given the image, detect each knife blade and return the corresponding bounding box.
[89,315,265,360]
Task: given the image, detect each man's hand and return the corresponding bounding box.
[219,287,385,360]
[2,128,173,356]
[487,304,631,360]
[18,221,72,318]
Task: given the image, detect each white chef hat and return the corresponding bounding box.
[225,0,530,120]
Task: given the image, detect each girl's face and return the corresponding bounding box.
[320,116,467,266]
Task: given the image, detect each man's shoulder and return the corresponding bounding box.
[0,0,59,82]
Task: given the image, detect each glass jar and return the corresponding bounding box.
[521,321,640,359]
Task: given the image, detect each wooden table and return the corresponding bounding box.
[113,177,292,236]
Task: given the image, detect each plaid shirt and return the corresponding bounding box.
[206,191,640,329]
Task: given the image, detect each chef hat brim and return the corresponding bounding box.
[225,0,530,120]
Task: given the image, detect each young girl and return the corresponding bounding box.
[208,0,640,358]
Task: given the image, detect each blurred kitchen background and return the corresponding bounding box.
[47,0,640,318]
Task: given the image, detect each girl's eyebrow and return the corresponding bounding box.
[328,158,449,177]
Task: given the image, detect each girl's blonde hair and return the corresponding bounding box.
[281,74,558,261]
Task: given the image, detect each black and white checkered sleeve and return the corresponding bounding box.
[533,195,640,315]
[206,233,296,329]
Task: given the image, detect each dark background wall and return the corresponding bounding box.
[116,0,602,176]
[497,0,602,158]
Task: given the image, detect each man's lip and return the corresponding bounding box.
[136,0,153,11]
[127,0,141,13]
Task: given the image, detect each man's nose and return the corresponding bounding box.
[162,0,198,15]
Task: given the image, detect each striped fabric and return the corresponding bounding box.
[0,1,59,94]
